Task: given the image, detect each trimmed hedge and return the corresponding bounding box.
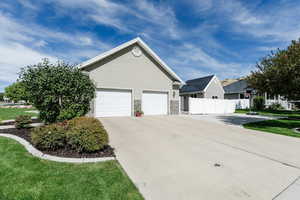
[66,117,109,152]
[31,123,67,150]
[31,117,109,152]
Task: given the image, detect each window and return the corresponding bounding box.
[212,96,218,99]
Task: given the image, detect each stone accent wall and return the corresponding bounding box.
[134,99,141,112]
[170,100,179,115]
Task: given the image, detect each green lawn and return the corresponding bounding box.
[235,109,300,118]
[0,136,143,200]
[0,108,38,122]
[243,118,300,138]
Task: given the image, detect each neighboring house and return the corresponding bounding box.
[223,79,253,99]
[78,37,184,117]
[223,79,293,110]
[179,75,225,111]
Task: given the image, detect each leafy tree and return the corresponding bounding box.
[4,82,29,102]
[0,93,4,101]
[19,59,95,123]
[247,39,300,101]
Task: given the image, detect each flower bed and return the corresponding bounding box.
[0,117,115,158]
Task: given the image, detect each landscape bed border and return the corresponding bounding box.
[0,134,115,163]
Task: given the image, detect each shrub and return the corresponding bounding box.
[15,115,32,129]
[253,96,265,110]
[66,117,109,152]
[19,59,95,123]
[31,123,67,150]
[268,103,284,110]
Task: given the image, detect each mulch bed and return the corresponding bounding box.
[0,125,115,158]
[0,119,40,126]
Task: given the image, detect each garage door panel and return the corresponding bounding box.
[142,92,168,115]
[96,90,131,117]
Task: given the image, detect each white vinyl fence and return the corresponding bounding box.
[189,98,236,114]
[231,99,250,109]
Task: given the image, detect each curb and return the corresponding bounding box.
[0,134,115,163]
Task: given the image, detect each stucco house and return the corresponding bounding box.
[179,75,225,111]
[223,79,253,99]
[78,37,184,117]
[223,79,293,110]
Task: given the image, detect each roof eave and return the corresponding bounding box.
[77,37,185,84]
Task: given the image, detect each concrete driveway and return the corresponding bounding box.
[101,116,300,200]
[189,113,278,127]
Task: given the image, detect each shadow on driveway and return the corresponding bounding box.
[189,114,276,126]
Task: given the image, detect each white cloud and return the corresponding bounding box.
[0,11,113,89]
[167,43,251,80]
[0,42,56,83]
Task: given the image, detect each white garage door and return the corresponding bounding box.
[95,90,131,117]
[142,91,168,115]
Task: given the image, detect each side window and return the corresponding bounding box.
[212,96,218,99]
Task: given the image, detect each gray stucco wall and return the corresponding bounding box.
[84,44,180,115]
[204,77,224,99]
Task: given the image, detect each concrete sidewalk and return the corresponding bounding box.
[101,116,300,200]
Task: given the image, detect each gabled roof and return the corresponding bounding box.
[77,37,184,84]
[223,79,250,94]
[180,75,215,93]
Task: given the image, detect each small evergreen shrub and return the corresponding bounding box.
[31,123,67,150]
[66,117,109,152]
[253,96,265,110]
[15,115,32,129]
[268,103,284,110]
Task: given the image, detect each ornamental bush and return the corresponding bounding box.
[19,59,95,123]
[66,117,109,152]
[268,102,284,110]
[30,117,109,152]
[31,123,67,150]
[253,96,265,110]
[15,115,32,129]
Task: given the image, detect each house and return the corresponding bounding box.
[223,79,293,110]
[78,37,184,117]
[179,75,225,111]
[223,79,253,99]
[180,75,224,99]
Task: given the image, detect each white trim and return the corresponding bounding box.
[77,37,184,84]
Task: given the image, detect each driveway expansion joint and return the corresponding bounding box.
[273,176,300,200]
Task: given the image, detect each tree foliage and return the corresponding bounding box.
[0,93,4,101]
[19,59,95,123]
[247,39,300,100]
[4,81,29,102]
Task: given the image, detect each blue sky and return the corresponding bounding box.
[1,0,300,92]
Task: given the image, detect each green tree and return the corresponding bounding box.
[4,82,29,102]
[247,39,300,100]
[0,93,4,101]
[19,59,95,123]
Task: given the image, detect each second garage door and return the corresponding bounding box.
[95,89,132,117]
[142,91,168,115]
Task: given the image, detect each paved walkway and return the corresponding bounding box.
[101,116,300,200]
